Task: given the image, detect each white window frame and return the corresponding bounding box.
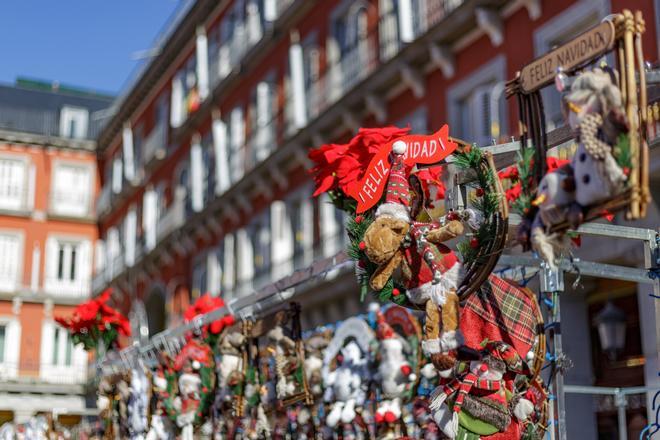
[43,235,91,297]
[533,0,610,129]
[0,154,31,212]
[0,316,21,380]
[396,106,428,134]
[59,106,89,139]
[446,54,507,147]
[39,320,87,384]
[0,230,24,293]
[49,160,94,217]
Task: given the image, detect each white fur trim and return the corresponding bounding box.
[438,368,454,379]
[440,330,464,352]
[514,398,534,421]
[376,202,410,222]
[406,262,463,305]
[422,339,441,355]
[368,302,380,313]
[429,387,448,411]
[392,140,407,155]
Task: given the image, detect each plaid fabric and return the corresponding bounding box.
[462,275,537,357]
[385,154,411,207]
[440,374,502,415]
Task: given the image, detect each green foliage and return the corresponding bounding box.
[613,133,632,175]
[511,148,536,217]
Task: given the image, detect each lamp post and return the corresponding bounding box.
[594,301,627,360]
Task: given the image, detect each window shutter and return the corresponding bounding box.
[170,73,184,128]
[27,163,35,211]
[255,81,271,160]
[30,244,41,291]
[222,234,235,295]
[246,0,263,44]
[271,201,293,279]
[40,321,54,367]
[229,108,245,182]
[207,250,221,296]
[143,190,157,251]
[195,27,209,100]
[319,193,340,256]
[301,196,314,263]
[398,0,414,42]
[94,240,106,276]
[107,228,119,278]
[470,84,493,147]
[212,118,230,194]
[289,43,307,129]
[124,208,137,267]
[4,319,20,377]
[112,157,123,194]
[44,237,58,287]
[264,0,277,21]
[190,140,204,212]
[122,124,135,182]
[235,229,253,294]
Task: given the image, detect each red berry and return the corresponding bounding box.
[355,215,363,224]
[470,237,479,249]
[476,188,485,197]
[359,241,366,250]
[400,365,412,375]
[392,288,400,297]
[446,211,457,221]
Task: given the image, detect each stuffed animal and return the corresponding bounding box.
[174,360,202,440]
[373,312,417,426]
[128,366,150,440]
[361,141,465,369]
[323,340,371,428]
[565,68,628,208]
[146,370,175,440]
[216,331,246,404]
[430,341,534,439]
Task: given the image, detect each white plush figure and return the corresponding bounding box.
[146,372,175,440]
[530,167,575,268]
[176,364,202,440]
[565,69,628,207]
[304,354,324,396]
[217,332,245,403]
[128,367,150,440]
[0,423,14,440]
[374,314,416,426]
[323,340,370,428]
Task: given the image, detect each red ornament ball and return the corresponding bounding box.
[476,187,485,197]
[359,241,366,250]
[470,237,480,249]
[392,288,400,297]
[355,215,363,223]
[446,211,458,221]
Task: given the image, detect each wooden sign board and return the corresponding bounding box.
[520,20,615,93]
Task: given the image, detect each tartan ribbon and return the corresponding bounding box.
[441,373,502,414]
[409,222,444,281]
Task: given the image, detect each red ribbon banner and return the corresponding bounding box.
[346,125,457,213]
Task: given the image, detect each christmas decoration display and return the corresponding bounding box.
[55,288,131,354]
[505,11,650,267]
[127,363,151,440]
[322,316,375,434]
[183,293,235,345]
[147,365,176,440]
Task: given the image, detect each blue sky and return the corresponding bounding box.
[0,1,185,96]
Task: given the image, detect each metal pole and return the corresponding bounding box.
[540,264,567,440]
[615,388,628,440]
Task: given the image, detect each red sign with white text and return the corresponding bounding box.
[347,125,457,213]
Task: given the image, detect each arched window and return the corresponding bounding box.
[145,286,167,337]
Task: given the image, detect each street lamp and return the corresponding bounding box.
[594,301,627,360]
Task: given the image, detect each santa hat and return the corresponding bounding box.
[375,140,411,222]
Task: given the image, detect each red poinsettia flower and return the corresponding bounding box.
[498,165,519,181]
[504,182,522,202]
[546,157,570,172]
[184,293,234,335]
[309,126,411,197]
[415,166,446,206]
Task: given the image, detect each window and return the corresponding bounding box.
[0,233,21,292]
[40,321,85,383]
[249,77,276,165]
[59,106,89,139]
[44,237,91,296]
[0,157,28,211]
[447,55,506,147]
[202,133,216,206]
[228,107,246,183]
[0,325,5,364]
[397,107,428,134]
[50,163,91,217]
[533,0,609,129]
[251,212,271,284]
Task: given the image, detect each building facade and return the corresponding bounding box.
[93,0,659,437]
[0,80,112,424]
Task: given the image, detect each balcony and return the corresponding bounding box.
[49,191,92,220]
[142,121,168,168]
[43,277,91,298]
[0,362,87,386]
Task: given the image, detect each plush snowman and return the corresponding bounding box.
[323,340,370,428]
[374,313,417,426]
[565,69,628,208]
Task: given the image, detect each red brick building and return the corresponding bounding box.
[0,79,111,423]
[94,0,659,436]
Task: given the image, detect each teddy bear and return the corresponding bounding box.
[361,140,466,371]
[430,341,534,440]
[323,340,371,428]
[373,311,417,427]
